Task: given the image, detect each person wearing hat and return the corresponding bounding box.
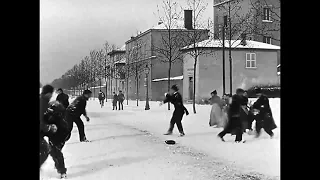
[118,90,125,110]
[65,89,92,142]
[209,90,224,127]
[56,88,69,109]
[160,84,189,137]
[40,85,58,171]
[98,90,106,108]
[112,92,118,110]
[251,87,277,138]
[217,88,246,143]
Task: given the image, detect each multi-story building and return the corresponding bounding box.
[124,10,210,101]
[213,0,280,65]
[106,45,126,98]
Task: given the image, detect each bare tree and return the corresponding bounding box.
[126,38,148,106]
[152,0,186,110]
[181,0,213,114]
[103,41,113,101]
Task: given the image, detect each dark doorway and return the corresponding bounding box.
[189,77,193,100]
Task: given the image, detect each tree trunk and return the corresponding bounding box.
[193,56,197,114]
[105,76,107,102]
[136,77,139,106]
[126,77,129,105]
[167,62,171,110]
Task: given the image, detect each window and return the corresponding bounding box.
[246,53,256,68]
[263,36,272,44]
[263,7,271,21]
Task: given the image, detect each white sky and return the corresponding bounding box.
[40,0,213,84]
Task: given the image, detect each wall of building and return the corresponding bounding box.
[214,0,280,46]
[182,53,200,102]
[183,48,278,102]
[151,80,183,101]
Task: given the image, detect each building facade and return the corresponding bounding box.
[213,0,280,64]
[182,40,280,103]
[124,11,210,101]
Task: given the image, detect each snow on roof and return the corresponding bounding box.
[118,44,126,51]
[182,40,281,50]
[150,20,185,30]
[152,75,183,82]
[114,58,126,64]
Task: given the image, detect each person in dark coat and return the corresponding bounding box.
[251,87,277,138]
[43,101,69,178]
[56,88,69,109]
[217,89,245,143]
[98,90,105,107]
[65,89,92,142]
[112,92,118,110]
[40,85,58,170]
[117,90,125,110]
[160,85,189,137]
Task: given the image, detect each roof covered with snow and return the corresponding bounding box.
[118,44,126,51]
[150,20,185,30]
[182,40,280,50]
[114,58,126,64]
[152,75,183,82]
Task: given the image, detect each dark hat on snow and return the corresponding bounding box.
[211,90,217,94]
[41,84,54,95]
[171,84,179,91]
[236,88,245,94]
[255,87,262,94]
[165,140,176,145]
[83,89,92,95]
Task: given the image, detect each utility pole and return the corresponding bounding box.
[228,3,232,95]
[222,15,227,95]
[104,54,108,102]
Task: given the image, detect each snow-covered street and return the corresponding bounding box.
[41,98,280,180]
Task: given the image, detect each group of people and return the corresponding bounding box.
[40,86,92,179]
[208,88,277,143]
[159,84,277,143]
[112,90,125,110]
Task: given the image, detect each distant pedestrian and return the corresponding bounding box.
[112,92,118,110]
[160,85,189,137]
[98,90,105,108]
[251,87,277,138]
[117,90,125,110]
[65,89,92,142]
[209,90,223,127]
[56,88,69,109]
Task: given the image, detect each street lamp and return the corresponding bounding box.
[144,65,150,110]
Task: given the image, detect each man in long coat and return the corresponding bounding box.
[217,89,245,143]
[251,87,277,138]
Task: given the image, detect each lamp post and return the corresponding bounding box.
[144,65,150,110]
[214,0,236,95]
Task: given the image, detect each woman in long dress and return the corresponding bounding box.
[209,90,223,127]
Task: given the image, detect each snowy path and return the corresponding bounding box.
[41,98,280,180]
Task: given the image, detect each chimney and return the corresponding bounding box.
[184,10,193,30]
[240,33,247,46]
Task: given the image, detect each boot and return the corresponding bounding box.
[163,131,172,135]
[179,132,185,137]
[60,173,67,179]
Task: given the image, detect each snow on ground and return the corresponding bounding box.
[40,98,280,180]
[41,97,279,179]
[84,98,280,177]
